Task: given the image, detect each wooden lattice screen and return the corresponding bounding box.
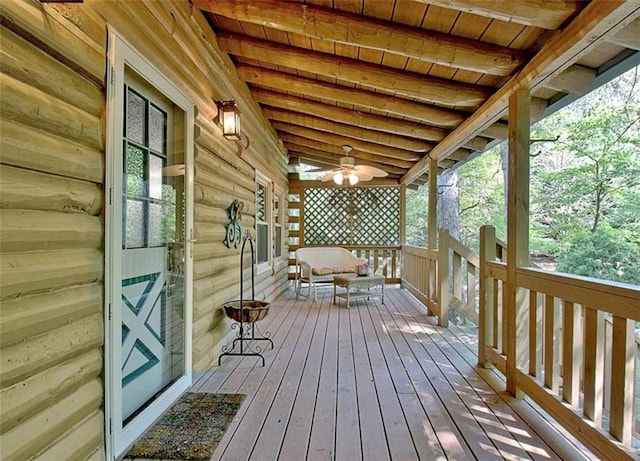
[304,187,400,245]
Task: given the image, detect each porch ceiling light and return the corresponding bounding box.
[322,145,387,186]
[216,100,241,141]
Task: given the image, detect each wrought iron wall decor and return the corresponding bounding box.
[303,187,400,246]
[223,200,244,248]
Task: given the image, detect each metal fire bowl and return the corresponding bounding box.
[223,300,271,323]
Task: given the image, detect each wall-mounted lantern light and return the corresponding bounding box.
[216,100,241,141]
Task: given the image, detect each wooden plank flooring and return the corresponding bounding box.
[137,285,598,461]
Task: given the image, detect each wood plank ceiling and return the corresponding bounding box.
[195,0,640,185]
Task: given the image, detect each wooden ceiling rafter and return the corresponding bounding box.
[274,124,423,162]
[278,134,417,169]
[236,63,466,127]
[252,89,443,145]
[196,1,639,185]
[413,0,583,29]
[285,149,406,178]
[265,110,436,153]
[196,0,528,76]
[216,33,492,108]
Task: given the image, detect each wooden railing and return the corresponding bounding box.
[400,244,438,315]
[350,245,401,284]
[479,225,640,460]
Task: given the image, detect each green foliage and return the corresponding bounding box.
[457,148,505,250]
[404,66,640,286]
[405,185,428,246]
[556,225,640,285]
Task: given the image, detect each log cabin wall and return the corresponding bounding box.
[0,1,288,459]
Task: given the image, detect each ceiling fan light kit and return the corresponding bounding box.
[322,145,387,186]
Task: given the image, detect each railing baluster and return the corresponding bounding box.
[609,315,635,445]
[391,249,396,278]
[562,300,581,407]
[467,261,476,317]
[453,252,462,303]
[544,295,560,393]
[528,290,542,378]
[583,306,604,427]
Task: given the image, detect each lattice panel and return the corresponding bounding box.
[304,187,400,245]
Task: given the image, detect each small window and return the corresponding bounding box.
[256,174,270,271]
[274,187,284,261]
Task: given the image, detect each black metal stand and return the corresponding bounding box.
[218,231,273,366]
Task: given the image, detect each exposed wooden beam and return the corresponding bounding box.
[417,0,582,29]
[285,145,409,175]
[265,109,434,152]
[217,33,491,108]
[607,17,640,50]
[237,64,465,127]
[252,89,446,146]
[402,0,640,184]
[544,64,597,95]
[289,177,400,188]
[274,124,422,162]
[237,64,498,152]
[197,0,526,76]
[279,134,416,169]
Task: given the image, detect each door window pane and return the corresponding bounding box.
[149,154,164,200]
[126,144,145,197]
[149,104,166,153]
[126,89,145,144]
[125,199,145,248]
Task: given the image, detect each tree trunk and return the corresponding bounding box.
[437,168,460,239]
[500,141,509,231]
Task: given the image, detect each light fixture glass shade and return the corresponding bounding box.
[218,100,241,141]
[333,172,344,185]
[348,173,359,185]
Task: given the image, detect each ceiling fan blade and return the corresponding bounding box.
[321,172,337,182]
[355,165,388,177]
[355,173,374,181]
[306,167,336,173]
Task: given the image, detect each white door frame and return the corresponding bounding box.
[104,27,194,460]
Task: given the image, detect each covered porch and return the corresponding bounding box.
[194,285,594,460]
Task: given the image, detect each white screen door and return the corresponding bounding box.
[106,30,194,460]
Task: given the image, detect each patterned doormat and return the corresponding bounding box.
[126,392,245,460]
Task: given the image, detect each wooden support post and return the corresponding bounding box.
[438,227,449,327]
[479,225,496,367]
[505,89,530,397]
[609,315,635,445]
[427,157,438,316]
[400,183,406,247]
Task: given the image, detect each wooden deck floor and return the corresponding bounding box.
[192,286,595,461]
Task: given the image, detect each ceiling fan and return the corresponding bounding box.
[319,145,388,186]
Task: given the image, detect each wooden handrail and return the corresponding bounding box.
[478,224,640,460]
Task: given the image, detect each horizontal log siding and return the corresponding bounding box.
[2,1,289,458]
[0,19,104,461]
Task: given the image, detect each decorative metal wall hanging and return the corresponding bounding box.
[224,200,244,248]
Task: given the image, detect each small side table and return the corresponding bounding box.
[333,274,385,308]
